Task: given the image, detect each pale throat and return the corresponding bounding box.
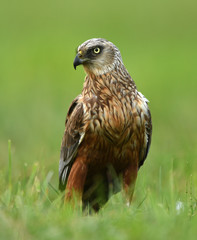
[83,63,116,76]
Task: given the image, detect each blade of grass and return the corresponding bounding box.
[8,139,12,188]
[170,158,174,214]
[48,182,59,196]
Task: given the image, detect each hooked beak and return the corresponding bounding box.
[73,54,84,70]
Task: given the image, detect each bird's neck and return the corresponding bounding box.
[82,67,137,100]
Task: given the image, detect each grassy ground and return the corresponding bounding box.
[0,0,197,239]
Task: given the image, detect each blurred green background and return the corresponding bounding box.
[0,0,197,239]
[0,0,197,223]
[1,0,197,185]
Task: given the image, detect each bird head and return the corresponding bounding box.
[73,38,123,75]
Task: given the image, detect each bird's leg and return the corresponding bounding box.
[122,159,138,206]
[65,158,88,208]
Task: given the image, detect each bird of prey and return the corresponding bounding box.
[59,38,152,212]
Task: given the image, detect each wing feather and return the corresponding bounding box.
[139,108,152,168]
[59,95,85,191]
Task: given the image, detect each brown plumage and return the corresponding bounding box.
[59,38,152,211]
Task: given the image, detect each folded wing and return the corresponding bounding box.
[139,107,152,168]
[59,95,85,191]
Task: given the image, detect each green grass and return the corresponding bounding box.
[0,0,197,239]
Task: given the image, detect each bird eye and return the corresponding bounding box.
[93,47,100,54]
